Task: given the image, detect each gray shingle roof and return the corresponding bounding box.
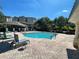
[0,21,26,27]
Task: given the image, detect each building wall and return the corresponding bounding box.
[69,0,79,24]
[69,0,79,49]
[28,17,36,23]
[6,16,12,22]
[12,16,19,21]
[5,16,37,31]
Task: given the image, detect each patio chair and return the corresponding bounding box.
[12,34,30,48]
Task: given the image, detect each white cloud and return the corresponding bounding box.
[62,10,69,13]
[56,10,69,14]
[54,9,69,17]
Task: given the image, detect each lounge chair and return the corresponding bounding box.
[11,34,30,48]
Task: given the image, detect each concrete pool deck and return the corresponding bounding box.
[0,32,78,59]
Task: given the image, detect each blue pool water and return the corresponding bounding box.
[23,32,56,39]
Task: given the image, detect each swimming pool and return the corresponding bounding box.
[23,32,56,39]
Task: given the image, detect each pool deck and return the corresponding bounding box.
[0,32,78,59]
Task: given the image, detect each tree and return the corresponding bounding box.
[0,11,6,38]
[0,11,5,22]
[34,17,53,31]
[52,16,75,33]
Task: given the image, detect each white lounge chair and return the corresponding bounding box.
[12,34,30,48]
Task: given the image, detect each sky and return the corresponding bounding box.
[0,0,75,19]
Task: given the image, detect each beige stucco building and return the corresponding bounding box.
[69,0,79,49]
